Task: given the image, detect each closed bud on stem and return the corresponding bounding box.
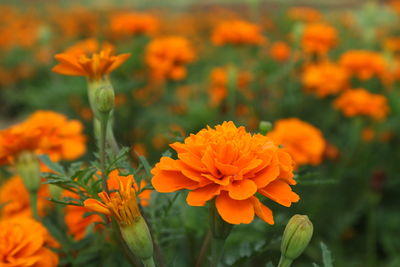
[88,79,115,120]
[279,215,313,267]
[259,121,272,135]
[15,151,41,193]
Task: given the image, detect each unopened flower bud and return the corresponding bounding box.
[279,215,313,267]
[15,151,41,192]
[88,79,115,120]
[259,121,272,135]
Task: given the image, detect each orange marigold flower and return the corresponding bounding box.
[270,41,291,62]
[287,7,322,23]
[301,23,337,55]
[211,20,266,46]
[145,36,195,81]
[109,12,159,37]
[339,50,386,80]
[267,118,326,166]
[0,217,59,267]
[0,110,86,165]
[52,38,130,81]
[151,121,299,225]
[334,88,389,120]
[209,67,253,106]
[0,175,50,218]
[383,37,400,52]
[302,62,348,98]
[83,170,151,226]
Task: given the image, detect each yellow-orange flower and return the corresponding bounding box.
[83,170,150,226]
[301,23,337,54]
[109,12,159,37]
[151,121,299,225]
[270,41,291,62]
[52,38,130,81]
[334,89,389,120]
[0,217,59,267]
[339,50,386,80]
[145,36,195,81]
[287,7,322,23]
[267,118,326,166]
[211,20,266,46]
[0,175,50,218]
[302,62,348,98]
[0,110,86,165]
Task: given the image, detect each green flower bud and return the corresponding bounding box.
[88,79,115,120]
[15,151,41,193]
[259,121,272,135]
[280,215,313,262]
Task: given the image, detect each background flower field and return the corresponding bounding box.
[1,0,400,266]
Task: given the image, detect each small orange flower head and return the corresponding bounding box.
[52,38,130,81]
[288,7,322,23]
[334,88,389,120]
[339,50,387,80]
[268,118,326,166]
[270,41,291,62]
[151,121,299,225]
[212,20,266,46]
[0,217,59,267]
[109,12,159,37]
[301,23,337,55]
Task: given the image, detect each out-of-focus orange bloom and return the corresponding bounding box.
[383,37,400,52]
[334,89,389,120]
[388,0,400,14]
[109,12,159,38]
[362,127,375,142]
[209,67,253,106]
[151,121,299,225]
[270,41,291,62]
[115,94,127,107]
[268,118,326,166]
[132,143,148,158]
[288,7,322,23]
[339,50,386,80]
[145,36,195,81]
[211,20,266,46]
[301,23,337,55]
[302,62,348,98]
[52,38,130,81]
[0,175,50,218]
[0,110,86,165]
[0,217,59,267]
[324,143,339,160]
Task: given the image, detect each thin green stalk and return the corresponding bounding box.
[278,256,293,267]
[210,238,225,267]
[195,230,212,267]
[366,192,379,267]
[142,257,156,267]
[29,191,40,221]
[99,116,110,194]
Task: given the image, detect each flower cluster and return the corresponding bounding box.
[301,23,337,55]
[211,20,266,46]
[339,50,386,80]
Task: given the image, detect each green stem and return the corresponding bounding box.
[29,191,40,221]
[195,230,212,267]
[366,192,379,266]
[99,116,110,194]
[142,257,156,267]
[211,238,225,267]
[278,256,293,267]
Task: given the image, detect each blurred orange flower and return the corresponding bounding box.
[145,36,195,81]
[0,175,50,218]
[268,118,326,166]
[339,50,386,80]
[0,110,86,165]
[383,37,400,52]
[302,62,348,98]
[109,12,159,38]
[301,23,337,54]
[151,121,299,225]
[52,38,130,81]
[0,217,59,267]
[212,20,266,46]
[270,41,291,62]
[334,88,389,120]
[288,7,322,23]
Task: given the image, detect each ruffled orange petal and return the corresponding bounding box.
[83,199,111,215]
[186,184,221,206]
[251,164,280,188]
[250,197,274,224]
[215,191,254,224]
[258,179,300,207]
[228,179,257,200]
[108,53,131,73]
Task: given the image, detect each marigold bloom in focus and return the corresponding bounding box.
[302,62,348,98]
[301,23,337,54]
[334,89,389,120]
[288,7,322,23]
[211,20,266,46]
[52,38,130,81]
[109,12,159,37]
[270,41,291,62]
[0,110,86,165]
[268,118,326,166]
[151,121,299,225]
[145,36,195,81]
[0,217,59,267]
[339,50,386,80]
[0,175,50,218]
